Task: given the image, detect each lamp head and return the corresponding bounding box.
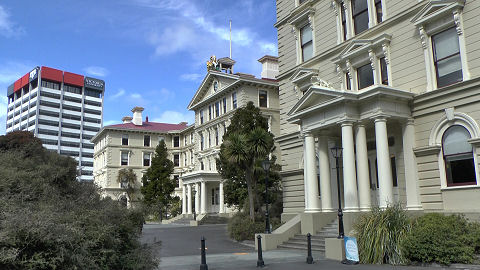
[330,146,343,158]
[262,159,271,171]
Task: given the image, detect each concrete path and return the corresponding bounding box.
[141,223,476,270]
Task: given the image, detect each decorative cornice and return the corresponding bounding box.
[413,145,441,157]
[468,138,480,147]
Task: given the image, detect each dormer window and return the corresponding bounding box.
[213,81,218,92]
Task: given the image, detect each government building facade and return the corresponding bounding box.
[263,0,480,248]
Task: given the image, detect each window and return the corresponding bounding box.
[380,57,388,85]
[201,161,204,170]
[190,150,194,164]
[341,3,348,41]
[201,134,204,150]
[232,92,237,109]
[375,0,383,23]
[85,88,102,98]
[191,133,194,143]
[215,128,219,146]
[208,131,211,147]
[184,153,187,165]
[357,63,374,89]
[215,102,220,117]
[213,81,218,92]
[200,110,204,124]
[259,90,268,108]
[300,25,313,62]
[64,84,82,95]
[208,105,212,120]
[173,136,180,147]
[184,135,187,146]
[345,73,351,90]
[174,154,180,167]
[143,153,151,166]
[144,135,150,147]
[223,97,227,113]
[352,0,369,35]
[121,151,129,166]
[41,80,60,90]
[442,125,476,186]
[174,175,179,187]
[432,27,463,88]
[122,134,129,145]
[158,136,165,143]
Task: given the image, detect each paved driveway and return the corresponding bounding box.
[141,223,253,258]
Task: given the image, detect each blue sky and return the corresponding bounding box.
[0,0,277,134]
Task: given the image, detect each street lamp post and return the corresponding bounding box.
[262,159,271,234]
[192,189,197,221]
[330,146,345,239]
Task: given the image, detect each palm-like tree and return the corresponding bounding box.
[222,127,273,221]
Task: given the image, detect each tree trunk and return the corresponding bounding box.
[246,169,255,222]
[159,203,163,222]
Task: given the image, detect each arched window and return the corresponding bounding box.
[442,125,476,186]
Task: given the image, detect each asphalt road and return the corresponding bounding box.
[141,223,480,270]
[141,223,253,258]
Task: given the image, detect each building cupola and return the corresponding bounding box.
[258,55,279,80]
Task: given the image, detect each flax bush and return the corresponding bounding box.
[353,204,411,265]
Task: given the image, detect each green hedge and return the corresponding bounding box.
[227,213,282,241]
[402,213,477,265]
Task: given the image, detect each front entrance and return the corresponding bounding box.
[367,142,399,206]
[210,187,220,213]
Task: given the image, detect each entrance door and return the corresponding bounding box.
[367,150,399,207]
[210,187,220,213]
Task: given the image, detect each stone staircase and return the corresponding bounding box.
[199,214,229,225]
[170,215,194,225]
[278,219,339,254]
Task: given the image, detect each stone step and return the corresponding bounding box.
[278,243,325,252]
[286,240,325,248]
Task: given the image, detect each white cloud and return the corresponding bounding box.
[152,110,195,125]
[180,73,202,81]
[110,88,125,99]
[147,25,196,56]
[258,42,278,55]
[0,6,24,38]
[103,120,120,126]
[130,93,142,99]
[84,66,109,77]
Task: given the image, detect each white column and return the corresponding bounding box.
[318,136,333,212]
[219,181,225,213]
[375,117,394,208]
[201,181,207,214]
[343,0,353,40]
[304,132,321,213]
[355,124,371,211]
[367,0,376,28]
[402,119,422,210]
[341,122,359,211]
[195,182,200,214]
[182,185,187,214]
[187,184,192,214]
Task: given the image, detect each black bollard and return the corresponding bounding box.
[306,233,313,264]
[257,235,265,267]
[200,236,208,270]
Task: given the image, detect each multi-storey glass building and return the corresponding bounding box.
[6,66,105,181]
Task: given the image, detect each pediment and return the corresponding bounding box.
[188,72,238,110]
[288,87,342,117]
[411,0,465,26]
[289,68,319,91]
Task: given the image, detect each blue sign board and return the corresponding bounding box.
[344,236,359,262]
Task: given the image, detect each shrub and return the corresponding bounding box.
[402,213,475,265]
[0,132,157,269]
[228,212,265,241]
[353,204,410,265]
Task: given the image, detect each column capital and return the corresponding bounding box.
[403,118,415,125]
[299,130,314,139]
[373,115,390,123]
[340,121,355,127]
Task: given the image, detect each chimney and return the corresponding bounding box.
[146,116,149,123]
[258,55,279,80]
[179,121,187,125]
[131,106,144,126]
[122,116,133,124]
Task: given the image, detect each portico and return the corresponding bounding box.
[181,171,226,215]
[288,84,421,213]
